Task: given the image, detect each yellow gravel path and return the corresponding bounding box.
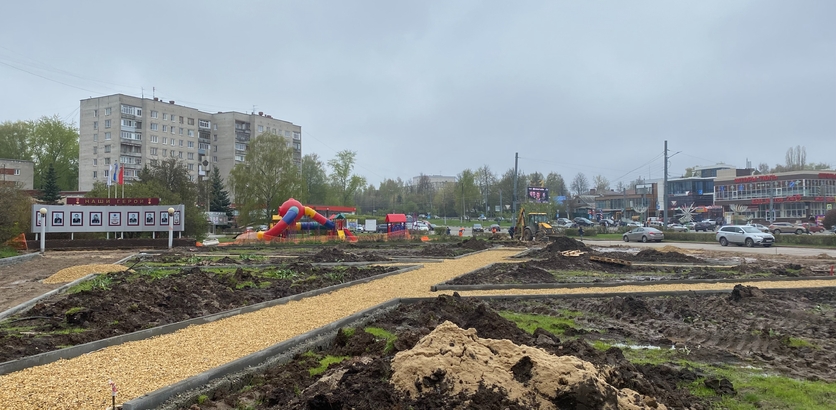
[0,247,834,409]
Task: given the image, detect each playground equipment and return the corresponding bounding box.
[259,198,357,241]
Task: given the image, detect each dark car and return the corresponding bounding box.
[375,224,389,234]
[472,223,484,233]
[694,221,714,232]
[489,224,501,232]
[573,217,595,226]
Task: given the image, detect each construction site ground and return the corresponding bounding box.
[0,239,834,409]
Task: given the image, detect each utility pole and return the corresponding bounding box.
[512,152,519,226]
[663,140,669,226]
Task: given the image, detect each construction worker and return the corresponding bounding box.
[509,226,515,239]
[458,227,464,237]
[578,226,585,239]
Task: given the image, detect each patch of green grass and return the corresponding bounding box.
[309,355,350,376]
[710,369,836,410]
[260,269,297,280]
[342,327,356,337]
[238,254,266,262]
[499,310,581,335]
[64,307,85,315]
[235,281,257,290]
[197,394,209,404]
[67,275,113,294]
[364,327,397,353]
[48,327,87,335]
[0,324,37,333]
[0,246,18,258]
[785,337,816,349]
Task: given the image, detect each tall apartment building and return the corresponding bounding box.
[0,158,34,189]
[78,94,302,191]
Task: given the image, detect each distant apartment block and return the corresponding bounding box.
[412,174,457,190]
[78,94,302,191]
[0,158,34,189]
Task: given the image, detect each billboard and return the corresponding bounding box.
[31,204,185,233]
[527,187,549,203]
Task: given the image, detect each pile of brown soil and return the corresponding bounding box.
[299,247,364,263]
[446,262,556,285]
[729,284,766,301]
[418,244,458,257]
[526,237,592,258]
[633,249,703,263]
[457,237,492,251]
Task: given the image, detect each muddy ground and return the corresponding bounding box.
[449,237,835,285]
[182,287,836,410]
[0,262,397,363]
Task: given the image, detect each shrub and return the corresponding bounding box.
[563,228,597,237]
[0,185,32,244]
[824,209,836,230]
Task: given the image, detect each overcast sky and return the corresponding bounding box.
[1,0,834,187]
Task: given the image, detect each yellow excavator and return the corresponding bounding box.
[513,207,554,241]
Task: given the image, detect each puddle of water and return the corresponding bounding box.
[611,343,662,350]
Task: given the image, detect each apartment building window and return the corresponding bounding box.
[199,119,210,128]
[179,139,184,147]
[104,157,110,165]
[235,143,246,151]
[258,125,264,132]
[121,119,138,128]
[179,127,183,135]
[187,118,194,125]
[162,137,168,145]
[93,121,98,130]
[213,145,218,152]
[187,129,194,137]
[93,146,98,154]
[105,107,111,115]
[162,125,168,132]
[150,123,158,130]
[188,163,194,171]
[105,119,111,128]
[104,145,111,153]
[93,109,98,117]
[150,147,158,155]
[179,116,184,124]
[187,141,194,148]
[213,124,217,130]
[171,126,175,134]
[163,113,168,120]
[105,132,111,140]
[93,171,97,178]
[104,169,109,178]
[121,105,141,116]
[150,135,158,143]
[151,111,158,118]
[178,151,183,159]
[272,128,277,134]
[93,158,97,166]
[170,138,175,146]
[213,134,218,141]
[187,152,194,160]
[171,115,176,122]
[162,149,167,156]
[93,133,98,141]
[293,142,301,150]
[13,169,20,175]
[235,155,245,161]
[293,131,301,140]
[213,156,218,162]
[284,130,291,137]
[150,159,158,166]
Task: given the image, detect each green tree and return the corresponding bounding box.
[209,167,233,217]
[228,133,302,227]
[327,150,366,206]
[39,163,61,204]
[300,153,328,204]
[545,172,567,198]
[823,209,836,230]
[0,184,32,243]
[455,169,481,219]
[0,120,34,160]
[30,116,78,191]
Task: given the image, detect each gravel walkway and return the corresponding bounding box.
[0,247,834,409]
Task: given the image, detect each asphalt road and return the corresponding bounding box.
[585,239,836,258]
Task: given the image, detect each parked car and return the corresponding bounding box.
[375,224,389,234]
[802,223,825,233]
[600,218,616,227]
[573,217,595,226]
[684,222,696,230]
[623,227,664,242]
[626,221,642,228]
[768,222,807,235]
[694,221,714,232]
[489,224,502,232]
[472,223,484,233]
[555,218,572,226]
[716,225,775,247]
[747,223,770,233]
[411,221,432,231]
[667,224,688,232]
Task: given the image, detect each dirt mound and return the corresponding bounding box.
[212,256,239,265]
[300,247,363,263]
[603,296,655,319]
[418,244,458,257]
[446,262,556,285]
[633,249,702,263]
[391,321,666,409]
[546,236,592,253]
[457,237,491,251]
[729,284,766,301]
[657,245,695,254]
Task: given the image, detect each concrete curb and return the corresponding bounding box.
[0,252,41,267]
[0,264,421,377]
[0,273,97,321]
[131,298,413,410]
[431,273,836,292]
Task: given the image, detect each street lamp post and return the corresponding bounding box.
[167,207,175,249]
[39,208,47,254]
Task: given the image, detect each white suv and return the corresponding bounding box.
[716,225,775,248]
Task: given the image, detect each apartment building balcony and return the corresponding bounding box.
[120,150,142,157]
[235,132,250,143]
[198,148,206,155]
[120,138,142,147]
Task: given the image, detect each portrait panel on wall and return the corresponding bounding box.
[173,211,181,225]
[70,212,83,226]
[127,212,139,226]
[144,211,155,226]
[90,212,102,226]
[35,211,42,226]
[159,211,169,226]
[52,211,65,226]
[109,212,121,226]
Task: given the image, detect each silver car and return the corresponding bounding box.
[622,227,665,243]
[716,225,775,247]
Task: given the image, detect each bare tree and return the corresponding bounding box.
[592,175,610,192]
[757,162,770,174]
[570,173,589,196]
